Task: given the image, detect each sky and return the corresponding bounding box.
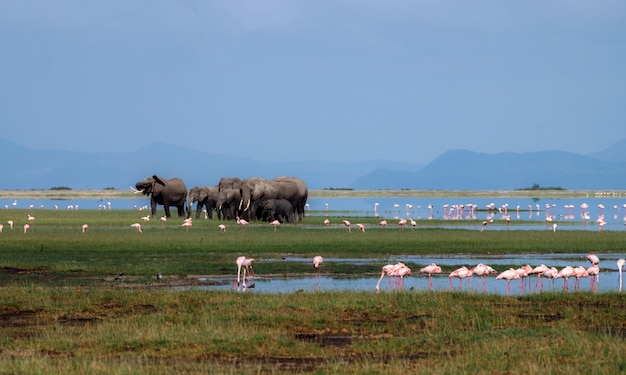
[1,1,625,164]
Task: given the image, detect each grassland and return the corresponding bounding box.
[0,194,625,374]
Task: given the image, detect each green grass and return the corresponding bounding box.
[0,208,624,373]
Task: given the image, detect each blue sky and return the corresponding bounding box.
[1,1,625,163]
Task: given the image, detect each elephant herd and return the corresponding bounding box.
[133,175,308,223]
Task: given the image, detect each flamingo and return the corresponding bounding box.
[23,224,30,234]
[270,220,280,232]
[0,224,2,233]
[515,265,533,293]
[572,266,588,291]
[496,268,520,296]
[218,224,226,232]
[236,217,248,232]
[470,263,497,291]
[410,218,417,228]
[618,258,625,292]
[323,218,330,226]
[356,223,365,232]
[235,256,255,289]
[181,221,192,231]
[542,267,559,290]
[8,220,13,229]
[27,214,35,223]
[81,224,89,233]
[343,220,351,233]
[530,264,550,292]
[585,253,600,265]
[376,262,410,292]
[556,266,575,291]
[586,264,599,291]
[141,215,151,222]
[419,263,441,290]
[449,266,471,290]
[379,220,387,231]
[313,256,324,277]
[398,219,407,230]
[131,223,143,233]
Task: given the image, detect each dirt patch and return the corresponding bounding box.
[295,333,352,347]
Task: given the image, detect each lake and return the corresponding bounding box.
[2,195,626,231]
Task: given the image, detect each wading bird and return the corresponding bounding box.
[235,256,255,290]
[618,258,625,292]
[343,220,351,233]
[81,224,89,233]
[419,263,442,290]
[379,220,387,231]
[218,224,226,232]
[131,223,143,233]
[496,268,521,296]
[236,217,248,232]
[313,256,324,278]
[270,220,280,232]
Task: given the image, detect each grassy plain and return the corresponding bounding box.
[0,190,625,374]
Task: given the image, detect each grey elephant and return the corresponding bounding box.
[258,199,294,222]
[134,175,188,218]
[239,177,308,222]
[187,186,219,219]
[218,177,242,192]
[216,188,242,220]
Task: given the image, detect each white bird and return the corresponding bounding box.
[7,220,13,229]
[618,258,625,292]
[181,221,192,231]
[131,223,143,233]
[81,224,89,233]
[218,224,226,232]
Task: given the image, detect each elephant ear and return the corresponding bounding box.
[153,175,166,186]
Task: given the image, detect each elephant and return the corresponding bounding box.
[216,188,242,221]
[187,186,219,219]
[258,199,294,223]
[134,175,187,218]
[218,177,242,192]
[239,177,308,222]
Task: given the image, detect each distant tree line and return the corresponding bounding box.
[516,183,566,191]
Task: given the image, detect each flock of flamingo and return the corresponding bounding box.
[234,254,626,295]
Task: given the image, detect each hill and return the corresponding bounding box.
[2,138,625,190]
[352,149,626,190]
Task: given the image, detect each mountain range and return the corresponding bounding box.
[2,138,625,191]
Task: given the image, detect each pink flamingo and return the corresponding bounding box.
[376,262,410,292]
[218,224,226,232]
[515,265,533,293]
[379,220,387,231]
[556,266,574,291]
[410,218,417,228]
[617,258,625,292]
[236,217,248,232]
[470,263,497,291]
[530,264,550,292]
[181,220,192,232]
[81,224,89,233]
[586,264,599,291]
[270,220,280,232]
[235,256,255,290]
[542,267,559,290]
[313,256,324,277]
[449,266,471,290]
[130,223,143,233]
[496,268,521,296]
[8,220,13,229]
[398,219,407,230]
[585,253,600,265]
[323,218,330,226]
[419,263,442,290]
[356,223,365,232]
[572,266,588,291]
[23,224,30,234]
[343,220,351,233]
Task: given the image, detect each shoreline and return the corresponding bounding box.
[0,189,624,199]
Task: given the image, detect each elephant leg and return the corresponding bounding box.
[177,205,185,218]
[163,205,172,218]
[151,200,158,218]
[196,204,203,219]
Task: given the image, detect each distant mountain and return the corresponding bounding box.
[3,138,625,191]
[352,148,626,190]
[0,139,423,190]
[589,139,626,162]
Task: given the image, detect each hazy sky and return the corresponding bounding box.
[1,1,625,163]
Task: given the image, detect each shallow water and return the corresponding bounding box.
[193,253,626,295]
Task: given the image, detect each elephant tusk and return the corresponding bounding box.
[129,186,144,194]
[244,200,251,212]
